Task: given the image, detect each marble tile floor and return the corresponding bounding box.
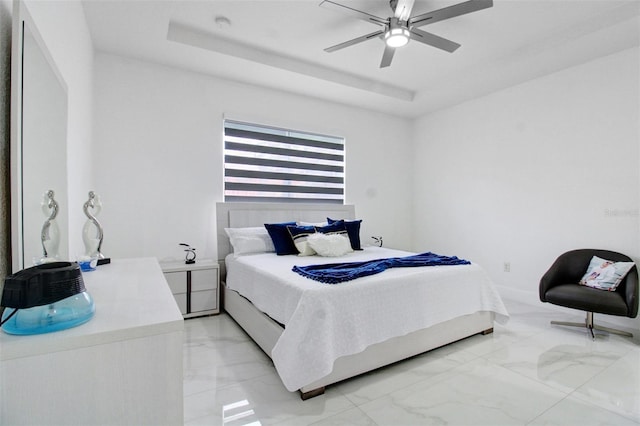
[183,298,640,426]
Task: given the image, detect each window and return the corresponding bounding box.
[224,120,345,204]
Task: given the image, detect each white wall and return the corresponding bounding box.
[24,0,93,258]
[92,53,414,262]
[412,47,640,330]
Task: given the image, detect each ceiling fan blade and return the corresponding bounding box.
[380,45,395,68]
[320,0,388,26]
[409,0,493,28]
[409,28,461,52]
[393,0,415,21]
[324,29,385,53]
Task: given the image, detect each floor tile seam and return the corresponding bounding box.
[478,352,589,397]
[466,354,579,405]
[580,344,637,380]
[568,357,640,423]
[354,405,382,426]
[338,363,459,409]
[477,330,630,388]
[356,374,557,426]
[182,372,266,398]
[182,368,276,398]
[182,335,254,349]
[610,340,636,356]
[501,352,623,393]
[565,387,640,424]
[182,364,273,379]
[183,412,216,426]
[495,323,550,341]
[182,395,218,425]
[182,383,225,400]
[523,394,569,426]
[185,330,253,337]
[182,353,274,371]
[451,345,503,359]
[329,342,483,406]
[184,407,256,426]
[459,330,530,357]
[303,405,378,426]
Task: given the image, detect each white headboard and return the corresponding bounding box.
[216,202,355,263]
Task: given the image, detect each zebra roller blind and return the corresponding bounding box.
[224,120,345,204]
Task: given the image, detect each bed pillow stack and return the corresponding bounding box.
[304,220,352,257]
[262,217,363,257]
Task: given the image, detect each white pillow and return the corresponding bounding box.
[307,233,353,257]
[225,227,275,256]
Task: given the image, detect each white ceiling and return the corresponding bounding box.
[82,0,640,118]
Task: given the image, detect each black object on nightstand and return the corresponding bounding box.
[179,243,196,264]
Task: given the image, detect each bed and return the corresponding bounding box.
[216,202,509,399]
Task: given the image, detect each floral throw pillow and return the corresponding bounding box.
[579,255,634,291]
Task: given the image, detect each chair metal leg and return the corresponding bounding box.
[550,312,633,338]
[550,320,586,328]
[593,324,633,338]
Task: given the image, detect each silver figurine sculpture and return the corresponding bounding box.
[82,191,105,259]
[40,189,60,260]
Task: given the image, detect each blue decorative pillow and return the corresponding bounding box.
[328,217,363,250]
[264,221,297,255]
[315,220,347,236]
[287,225,317,256]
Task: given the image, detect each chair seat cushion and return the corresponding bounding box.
[545,284,629,316]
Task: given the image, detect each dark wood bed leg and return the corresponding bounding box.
[300,387,325,400]
[481,327,494,335]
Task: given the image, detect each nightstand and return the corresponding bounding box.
[160,259,219,318]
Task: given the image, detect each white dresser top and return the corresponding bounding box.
[1,258,184,361]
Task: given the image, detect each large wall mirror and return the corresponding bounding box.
[11,1,69,271]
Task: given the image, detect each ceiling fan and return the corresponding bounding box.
[320,0,493,68]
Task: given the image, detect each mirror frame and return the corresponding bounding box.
[10,0,69,272]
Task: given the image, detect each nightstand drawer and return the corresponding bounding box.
[191,289,217,313]
[191,269,217,292]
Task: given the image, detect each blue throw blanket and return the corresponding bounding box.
[292,252,470,284]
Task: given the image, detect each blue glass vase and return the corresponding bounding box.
[1,291,95,335]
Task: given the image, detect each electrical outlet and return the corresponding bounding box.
[504,262,511,272]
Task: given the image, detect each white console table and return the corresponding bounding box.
[0,258,184,425]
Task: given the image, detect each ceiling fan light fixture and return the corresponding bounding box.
[384,18,410,48]
[384,27,410,47]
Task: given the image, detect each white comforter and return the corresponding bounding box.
[225,247,509,392]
